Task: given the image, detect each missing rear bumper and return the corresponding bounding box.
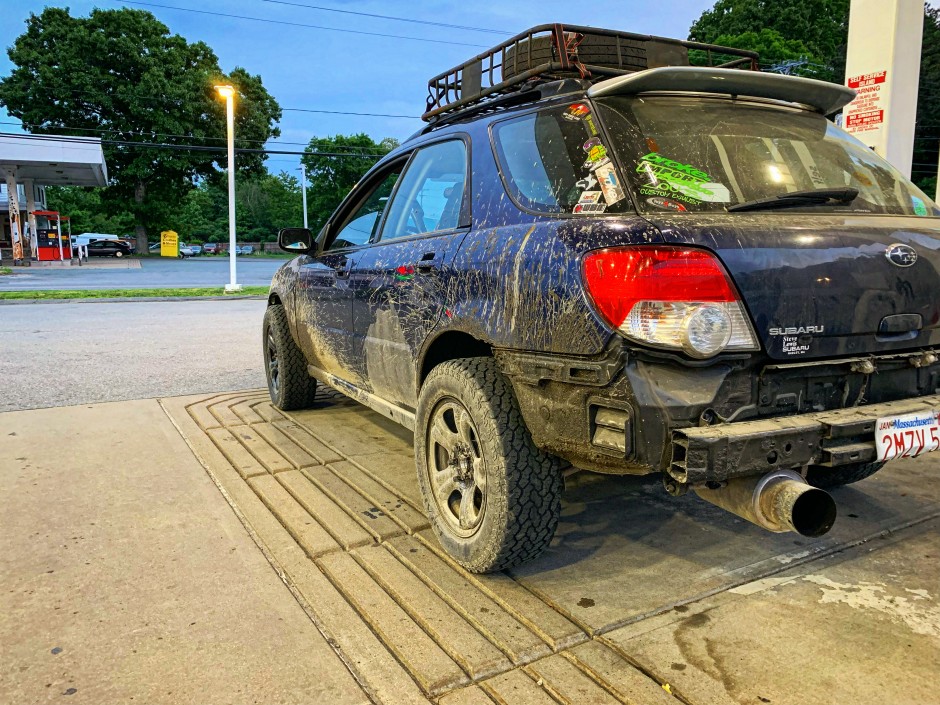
[670,393,940,484]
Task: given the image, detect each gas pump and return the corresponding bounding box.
[32,210,72,262]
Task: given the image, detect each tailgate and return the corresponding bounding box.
[649,213,940,360]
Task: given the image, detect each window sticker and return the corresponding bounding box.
[595,164,626,206]
[578,190,602,205]
[574,202,606,214]
[583,113,599,136]
[564,103,590,121]
[576,174,597,191]
[646,196,687,212]
[637,152,730,203]
[912,196,928,216]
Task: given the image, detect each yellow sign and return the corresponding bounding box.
[160,230,179,258]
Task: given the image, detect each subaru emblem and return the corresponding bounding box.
[885,243,918,267]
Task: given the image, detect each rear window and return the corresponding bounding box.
[491,103,633,216]
[596,95,939,216]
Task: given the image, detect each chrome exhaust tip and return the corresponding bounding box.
[695,469,837,537]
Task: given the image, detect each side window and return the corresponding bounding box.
[492,103,631,215]
[378,140,468,242]
[327,170,401,251]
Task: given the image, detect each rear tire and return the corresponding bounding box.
[806,461,886,489]
[415,357,562,573]
[263,304,317,410]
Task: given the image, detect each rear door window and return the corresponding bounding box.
[491,103,632,216]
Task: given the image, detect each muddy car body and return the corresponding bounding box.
[264,25,940,572]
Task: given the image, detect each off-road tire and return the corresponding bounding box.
[415,357,562,574]
[806,461,886,489]
[263,304,317,411]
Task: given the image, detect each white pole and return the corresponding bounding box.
[224,91,240,293]
[56,214,63,262]
[300,163,309,229]
[935,145,939,204]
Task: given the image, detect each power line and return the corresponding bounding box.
[257,0,509,35]
[111,0,490,48]
[283,108,416,118]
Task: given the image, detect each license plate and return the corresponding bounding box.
[875,409,940,461]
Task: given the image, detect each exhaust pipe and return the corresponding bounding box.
[694,469,837,537]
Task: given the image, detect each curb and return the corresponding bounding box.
[0,295,267,305]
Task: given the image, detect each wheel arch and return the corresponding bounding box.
[417,329,493,391]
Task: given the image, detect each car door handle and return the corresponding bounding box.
[333,258,351,278]
[414,252,442,272]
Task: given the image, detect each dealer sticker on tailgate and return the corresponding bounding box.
[875,410,940,461]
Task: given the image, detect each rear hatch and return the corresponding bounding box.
[593,92,940,360]
[646,213,940,359]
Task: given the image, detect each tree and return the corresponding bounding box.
[44,187,136,236]
[689,0,940,193]
[689,0,850,79]
[300,134,400,232]
[0,7,281,252]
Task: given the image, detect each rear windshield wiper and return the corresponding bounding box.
[727,187,859,213]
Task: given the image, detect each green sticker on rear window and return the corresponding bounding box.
[912,196,928,216]
[637,153,730,204]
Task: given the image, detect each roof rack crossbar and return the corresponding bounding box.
[422,23,758,123]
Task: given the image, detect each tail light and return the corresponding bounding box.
[582,247,759,358]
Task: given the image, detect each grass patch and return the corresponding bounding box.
[0,286,269,300]
[0,267,12,276]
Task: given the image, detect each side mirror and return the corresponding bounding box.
[277,227,313,254]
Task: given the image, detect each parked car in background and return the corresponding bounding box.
[203,242,219,254]
[87,239,132,258]
[178,245,196,258]
[148,242,160,252]
[236,245,254,255]
[119,239,136,253]
[189,244,203,255]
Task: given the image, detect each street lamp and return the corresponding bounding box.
[215,84,240,292]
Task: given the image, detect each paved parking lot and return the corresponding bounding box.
[161,387,940,705]
[0,257,285,290]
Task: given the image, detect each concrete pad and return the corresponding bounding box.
[510,458,940,635]
[164,388,940,704]
[0,399,368,705]
[603,519,940,705]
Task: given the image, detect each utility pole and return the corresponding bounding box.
[300,163,309,229]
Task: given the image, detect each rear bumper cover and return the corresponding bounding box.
[671,393,940,485]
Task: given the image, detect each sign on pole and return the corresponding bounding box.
[842,0,923,178]
[160,230,179,258]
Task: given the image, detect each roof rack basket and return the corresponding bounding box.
[423,23,759,122]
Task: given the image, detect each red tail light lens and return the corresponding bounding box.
[582,246,758,357]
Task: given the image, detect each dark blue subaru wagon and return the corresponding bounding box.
[265,25,940,572]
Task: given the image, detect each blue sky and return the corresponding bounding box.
[0,1,718,173]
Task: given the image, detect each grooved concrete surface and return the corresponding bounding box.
[163,388,940,705]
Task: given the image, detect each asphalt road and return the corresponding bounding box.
[0,257,286,291]
[0,299,268,412]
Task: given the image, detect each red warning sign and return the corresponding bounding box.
[847,71,887,89]
[845,110,884,127]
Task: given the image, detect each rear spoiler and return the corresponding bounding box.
[587,66,856,115]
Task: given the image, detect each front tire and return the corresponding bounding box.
[806,461,886,489]
[415,357,562,573]
[115,251,123,258]
[263,304,317,410]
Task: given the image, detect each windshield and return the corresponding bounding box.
[596,95,939,216]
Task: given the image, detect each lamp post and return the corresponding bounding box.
[215,84,240,292]
[299,163,309,229]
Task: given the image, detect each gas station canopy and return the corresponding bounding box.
[0,133,108,186]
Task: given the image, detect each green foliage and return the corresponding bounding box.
[301,134,400,232]
[45,187,135,236]
[174,171,305,243]
[0,7,281,250]
[690,0,850,79]
[915,8,940,195]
